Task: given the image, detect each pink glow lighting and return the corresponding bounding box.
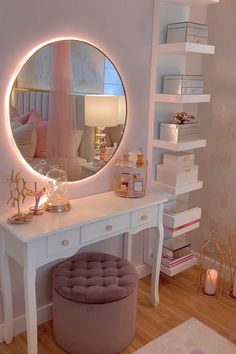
[4,36,127,186]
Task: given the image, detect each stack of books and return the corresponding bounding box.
[161,244,194,269]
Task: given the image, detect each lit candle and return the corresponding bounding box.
[233,272,236,298]
[204,269,218,295]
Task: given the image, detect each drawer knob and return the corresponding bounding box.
[141,215,148,221]
[106,224,113,231]
[61,239,70,247]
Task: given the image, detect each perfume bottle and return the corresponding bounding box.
[136,148,144,167]
[114,151,147,198]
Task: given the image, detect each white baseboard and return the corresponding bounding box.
[136,263,151,279]
[0,303,52,343]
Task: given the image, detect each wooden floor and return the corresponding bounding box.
[0,266,236,354]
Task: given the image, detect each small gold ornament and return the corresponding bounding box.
[7,169,33,224]
[174,112,196,124]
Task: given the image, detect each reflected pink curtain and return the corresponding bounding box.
[47,41,78,180]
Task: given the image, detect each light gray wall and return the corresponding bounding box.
[189,0,236,252]
[0,0,153,326]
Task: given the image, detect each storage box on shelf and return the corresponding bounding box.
[161,257,197,277]
[167,22,208,45]
[163,242,191,259]
[163,75,204,95]
[161,235,196,276]
[161,251,194,268]
[163,205,201,237]
[160,121,200,142]
[155,150,201,195]
[156,164,199,187]
[163,151,195,168]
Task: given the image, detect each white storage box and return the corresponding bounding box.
[156,164,198,187]
[167,21,208,45]
[160,122,199,142]
[163,207,201,228]
[163,152,194,168]
[163,207,201,237]
[163,75,204,95]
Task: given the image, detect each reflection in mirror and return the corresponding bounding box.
[9,40,126,181]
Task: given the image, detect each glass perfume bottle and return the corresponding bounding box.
[114,151,147,198]
[136,148,144,167]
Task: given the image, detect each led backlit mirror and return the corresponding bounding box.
[9,40,127,181]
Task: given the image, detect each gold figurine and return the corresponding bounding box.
[7,169,33,224]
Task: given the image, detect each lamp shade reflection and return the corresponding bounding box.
[85,95,119,154]
[85,95,118,127]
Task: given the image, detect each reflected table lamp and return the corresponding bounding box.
[85,95,118,156]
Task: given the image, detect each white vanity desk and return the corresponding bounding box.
[0,191,167,354]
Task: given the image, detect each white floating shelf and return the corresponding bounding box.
[154,180,203,195]
[155,94,211,103]
[158,42,215,55]
[162,0,219,5]
[153,139,206,151]
[161,256,197,277]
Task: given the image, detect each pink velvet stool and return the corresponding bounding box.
[52,252,138,354]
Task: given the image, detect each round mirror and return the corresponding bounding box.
[9,40,127,181]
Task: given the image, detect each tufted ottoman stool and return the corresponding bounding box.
[52,252,138,354]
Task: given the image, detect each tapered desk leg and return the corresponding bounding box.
[151,205,164,306]
[0,234,13,343]
[123,232,133,262]
[24,247,38,354]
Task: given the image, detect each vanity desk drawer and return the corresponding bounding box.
[131,206,157,227]
[47,229,80,256]
[81,214,130,244]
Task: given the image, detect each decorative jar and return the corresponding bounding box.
[44,165,71,212]
[114,152,147,198]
